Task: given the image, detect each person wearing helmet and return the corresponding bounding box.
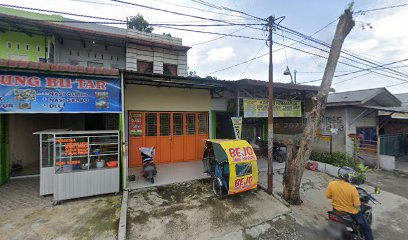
[326,166,373,240]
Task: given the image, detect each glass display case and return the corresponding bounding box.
[34,130,120,201]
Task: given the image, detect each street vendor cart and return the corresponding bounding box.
[203,139,258,198]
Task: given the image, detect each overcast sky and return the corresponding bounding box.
[3,0,408,93]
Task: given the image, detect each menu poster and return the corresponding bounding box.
[130,112,143,136]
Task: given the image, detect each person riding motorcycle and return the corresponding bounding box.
[326,166,373,240]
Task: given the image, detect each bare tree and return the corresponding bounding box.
[282,8,355,204]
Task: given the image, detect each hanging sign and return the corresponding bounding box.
[243,99,302,118]
[231,117,242,139]
[0,71,121,113]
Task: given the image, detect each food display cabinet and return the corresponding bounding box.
[34,130,120,202]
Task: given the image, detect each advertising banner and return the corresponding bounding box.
[231,116,242,139]
[0,71,121,113]
[243,99,302,118]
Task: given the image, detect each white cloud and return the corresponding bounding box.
[205,46,235,62]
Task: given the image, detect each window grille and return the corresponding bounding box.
[173,113,184,136]
[186,113,196,135]
[146,113,157,136]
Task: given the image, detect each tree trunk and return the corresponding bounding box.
[282,8,355,204]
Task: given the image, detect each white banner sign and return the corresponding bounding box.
[231,117,242,139]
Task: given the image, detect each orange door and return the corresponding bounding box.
[184,113,197,161]
[172,113,184,162]
[129,111,209,167]
[158,113,172,163]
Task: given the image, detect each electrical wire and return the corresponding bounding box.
[190,26,248,46]
[110,0,263,26]
[70,0,256,21]
[357,3,408,13]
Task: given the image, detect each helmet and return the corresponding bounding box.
[338,166,358,183]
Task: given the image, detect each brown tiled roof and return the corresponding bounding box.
[0,59,119,76]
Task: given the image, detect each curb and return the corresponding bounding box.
[118,190,129,240]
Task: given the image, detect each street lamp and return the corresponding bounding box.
[283,66,296,84]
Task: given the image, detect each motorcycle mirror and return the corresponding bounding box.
[374,186,381,194]
[257,136,261,140]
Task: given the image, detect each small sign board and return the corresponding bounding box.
[231,117,242,139]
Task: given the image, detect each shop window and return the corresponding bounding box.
[160,113,171,136]
[146,113,157,136]
[198,112,208,134]
[173,113,184,136]
[137,60,153,74]
[163,64,178,76]
[236,163,252,177]
[87,61,104,67]
[186,113,196,135]
[25,43,30,50]
[7,42,12,48]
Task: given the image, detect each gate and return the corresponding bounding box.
[380,133,404,156]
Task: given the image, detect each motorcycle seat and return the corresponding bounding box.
[327,210,354,224]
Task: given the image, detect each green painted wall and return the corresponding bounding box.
[0,31,50,61]
[0,115,10,185]
[0,7,63,21]
[212,111,217,138]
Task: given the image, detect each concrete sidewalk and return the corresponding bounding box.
[127,179,291,240]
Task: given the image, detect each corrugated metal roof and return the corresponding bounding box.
[0,59,119,76]
[327,88,383,103]
[395,93,408,103]
[236,79,323,92]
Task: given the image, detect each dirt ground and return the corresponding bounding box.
[0,194,121,240]
[127,179,291,240]
[263,169,408,240]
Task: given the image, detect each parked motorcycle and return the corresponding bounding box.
[139,147,157,183]
[254,137,287,163]
[326,186,380,240]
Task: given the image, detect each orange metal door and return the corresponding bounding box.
[197,112,209,160]
[158,113,172,163]
[172,113,184,162]
[129,111,209,166]
[184,113,197,161]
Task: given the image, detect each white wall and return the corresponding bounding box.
[125,85,210,111]
[54,39,126,69]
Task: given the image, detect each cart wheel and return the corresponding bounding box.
[213,177,226,199]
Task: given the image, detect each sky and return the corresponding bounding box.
[2,0,408,93]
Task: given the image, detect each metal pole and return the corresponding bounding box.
[267,16,274,194]
[236,87,240,117]
[294,70,297,84]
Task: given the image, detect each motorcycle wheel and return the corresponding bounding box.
[213,177,226,199]
[276,152,286,163]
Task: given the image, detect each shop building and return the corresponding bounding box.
[210,79,321,143]
[0,60,122,199]
[312,88,408,168]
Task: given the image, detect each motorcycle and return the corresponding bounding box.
[326,186,380,240]
[139,147,157,183]
[254,137,287,163]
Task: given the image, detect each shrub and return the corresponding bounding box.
[310,151,369,180]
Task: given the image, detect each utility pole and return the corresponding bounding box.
[267,16,274,194]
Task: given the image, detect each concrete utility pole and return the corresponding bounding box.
[282,8,355,204]
[267,16,274,194]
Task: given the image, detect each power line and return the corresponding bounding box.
[299,59,408,85]
[190,26,248,46]
[189,0,264,21]
[70,0,256,21]
[0,3,127,22]
[276,24,408,79]
[204,17,338,75]
[357,3,408,13]
[110,0,262,26]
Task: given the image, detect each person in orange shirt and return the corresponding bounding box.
[326,166,373,240]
